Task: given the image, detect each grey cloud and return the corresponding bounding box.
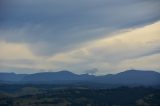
[0,66,43,74]
[0,0,160,55]
[88,43,160,64]
[85,68,98,75]
[0,59,35,66]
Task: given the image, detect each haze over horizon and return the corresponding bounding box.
[0,0,160,74]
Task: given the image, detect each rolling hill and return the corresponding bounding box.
[0,70,160,86]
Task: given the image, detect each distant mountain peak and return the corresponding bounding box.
[119,69,159,74]
[0,69,159,86]
[58,70,74,74]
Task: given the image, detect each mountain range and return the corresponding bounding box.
[0,70,160,87]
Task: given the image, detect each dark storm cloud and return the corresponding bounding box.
[0,0,160,55]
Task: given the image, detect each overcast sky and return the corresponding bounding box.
[0,0,160,74]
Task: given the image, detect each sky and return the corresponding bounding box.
[0,0,160,74]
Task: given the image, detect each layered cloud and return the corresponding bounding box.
[0,21,160,74]
[1,0,160,55]
[0,0,160,74]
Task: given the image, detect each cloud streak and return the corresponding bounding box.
[0,0,160,55]
[0,21,160,74]
[0,0,160,74]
